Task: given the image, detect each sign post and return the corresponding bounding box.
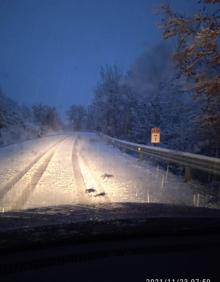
[151,128,160,144]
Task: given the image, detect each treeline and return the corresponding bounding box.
[32,104,61,133]
[0,90,61,145]
[67,0,220,158]
[67,45,215,156]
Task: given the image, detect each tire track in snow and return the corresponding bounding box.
[72,136,89,203]
[0,137,66,201]
[9,149,56,211]
[72,134,111,204]
[78,152,111,203]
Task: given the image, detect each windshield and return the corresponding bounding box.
[0,0,220,229]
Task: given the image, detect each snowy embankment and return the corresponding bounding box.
[77,133,207,207]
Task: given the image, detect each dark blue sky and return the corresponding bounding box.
[0,0,198,113]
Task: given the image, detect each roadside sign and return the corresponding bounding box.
[151,128,160,144]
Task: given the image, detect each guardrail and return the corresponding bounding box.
[99,133,220,182]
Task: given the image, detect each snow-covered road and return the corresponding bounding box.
[0,132,207,211]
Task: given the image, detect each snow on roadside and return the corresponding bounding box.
[78,132,206,207]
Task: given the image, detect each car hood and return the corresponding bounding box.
[0,203,220,252]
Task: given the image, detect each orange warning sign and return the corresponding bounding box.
[151,128,160,144]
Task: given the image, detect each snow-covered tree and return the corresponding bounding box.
[21,104,33,121]
[126,43,200,150]
[0,88,61,145]
[32,104,61,131]
[90,65,138,139]
[0,90,39,144]
[66,104,87,130]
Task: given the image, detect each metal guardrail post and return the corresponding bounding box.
[193,193,200,207]
[184,166,192,182]
[138,147,144,161]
